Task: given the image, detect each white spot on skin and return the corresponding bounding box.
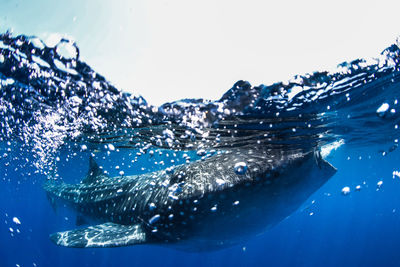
[149,214,160,224]
[216,178,226,186]
[210,205,217,212]
[149,203,156,211]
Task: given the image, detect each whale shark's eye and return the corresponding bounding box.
[234,162,248,175]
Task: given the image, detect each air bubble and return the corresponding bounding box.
[12,217,21,225]
[55,40,78,60]
[341,186,350,195]
[196,149,206,156]
[30,37,45,49]
[376,103,389,117]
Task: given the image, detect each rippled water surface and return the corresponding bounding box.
[1,32,400,266]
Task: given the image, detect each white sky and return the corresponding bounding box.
[1,0,400,105]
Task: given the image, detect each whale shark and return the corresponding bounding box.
[44,147,336,251]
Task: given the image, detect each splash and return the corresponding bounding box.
[0,32,400,173]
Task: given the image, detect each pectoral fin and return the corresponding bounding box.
[50,223,147,248]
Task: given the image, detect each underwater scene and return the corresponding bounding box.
[1,31,400,267]
[2,1,400,265]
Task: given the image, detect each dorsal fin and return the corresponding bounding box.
[82,156,107,184]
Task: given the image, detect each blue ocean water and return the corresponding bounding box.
[1,33,400,266]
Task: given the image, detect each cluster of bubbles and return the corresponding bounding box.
[341,179,385,196]
[0,31,400,176]
[3,213,21,237]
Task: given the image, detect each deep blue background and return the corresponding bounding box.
[1,145,400,267]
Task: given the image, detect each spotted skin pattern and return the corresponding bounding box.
[44,148,336,250]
